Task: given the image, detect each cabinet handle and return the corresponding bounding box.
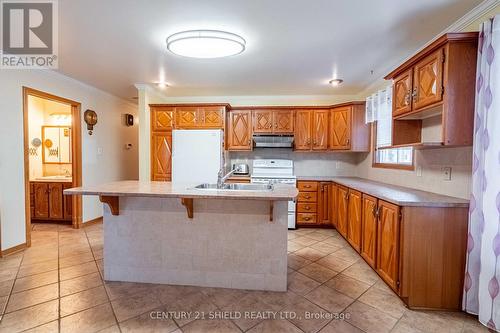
[304,217,311,221]
[305,206,311,210]
[247,139,251,145]
[304,195,311,199]
[313,140,317,145]
[346,139,350,145]
[304,185,311,188]
[405,90,411,105]
[412,87,418,102]
[268,124,272,129]
[372,205,377,217]
[275,124,278,129]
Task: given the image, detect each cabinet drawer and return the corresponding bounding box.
[297,213,317,224]
[297,203,317,213]
[298,192,317,202]
[298,181,318,192]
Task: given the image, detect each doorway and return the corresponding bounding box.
[23,87,82,247]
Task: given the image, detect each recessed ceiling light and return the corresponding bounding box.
[156,82,169,89]
[166,30,246,59]
[329,79,344,86]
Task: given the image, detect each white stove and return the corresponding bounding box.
[251,159,297,229]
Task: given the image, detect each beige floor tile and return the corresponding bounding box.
[167,291,218,327]
[120,309,178,332]
[60,271,103,297]
[181,319,240,333]
[298,262,338,283]
[331,247,361,264]
[287,272,321,296]
[200,287,249,308]
[105,281,159,301]
[59,261,98,281]
[288,233,299,240]
[306,232,331,241]
[59,252,95,268]
[12,270,58,293]
[0,295,8,313]
[97,324,121,333]
[23,320,59,333]
[342,261,380,285]
[6,283,59,313]
[111,290,162,322]
[0,299,59,333]
[220,292,276,331]
[288,253,312,270]
[60,285,109,317]
[325,274,371,299]
[293,236,318,246]
[305,285,354,313]
[0,267,19,283]
[247,319,303,333]
[310,241,343,254]
[254,290,302,311]
[397,309,466,333]
[319,319,364,332]
[316,255,354,272]
[17,260,58,278]
[284,298,331,333]
[358,286,406,319]
[321,236,349,248]
[294,247,329,261]
[345,301,398,333]
[390,320,426,333]
[60,302,116,333]
[288,241,306,252]
[0,279,14,297]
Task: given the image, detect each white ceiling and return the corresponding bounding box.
[58,0,483,100]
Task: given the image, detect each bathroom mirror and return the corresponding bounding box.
[42,126,72,164]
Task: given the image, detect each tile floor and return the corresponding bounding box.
[0,223,489,333]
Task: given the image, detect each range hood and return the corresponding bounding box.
[252,135,294,148]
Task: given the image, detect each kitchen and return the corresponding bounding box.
[0,1,499,333]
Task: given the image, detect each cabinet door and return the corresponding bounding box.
[151,108,174,131]
[413,49,444,111]
[48,183,64,219]
[63,182,72,220]
[330,183,338,228]
[393,69,413,116]
[361,194,378,268]
[34,183,49,219]
[274,110,294,134]
[175,107,198,128]
[336,185,349,238]
[151,132,172,181]
[376,200,400,291]
[253,110,273,133]
[329,107,351,150]
[199,107,224,128]
[346,189,362,252]
[227,110,252,150]
[294,110,312,150]
[317,182,331,225]
[312,110,329,150]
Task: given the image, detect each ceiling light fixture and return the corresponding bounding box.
[166,30,246,59]
[329,79,344,86]
[156,82,169,89]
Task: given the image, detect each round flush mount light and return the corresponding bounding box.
[166,30,246,58]
[329,79,344,86]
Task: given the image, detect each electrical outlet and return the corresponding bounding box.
[416,166,422,177]
[442,167,452,181]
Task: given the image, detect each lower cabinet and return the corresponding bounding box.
[361,194,378,268]
[151,131,173,181]
[318,182,331,225]
[31,182,72,222]
[376,200,400,292]
[296,180,333,227]
[346,189,362,252]
[336,185,349,237]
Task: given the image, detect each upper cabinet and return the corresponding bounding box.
[329,103,370,152]
[151,107,174,131]
[253,110,294,134]
[294,109,329,151]
[227,110,253,151]
[175,106,225,129]
[385,32,478,148]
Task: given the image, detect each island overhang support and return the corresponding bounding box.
[270,201,274,222]
[181,198,194,218]
[99,195,119,215]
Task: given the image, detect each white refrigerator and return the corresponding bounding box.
[171,130,224,185]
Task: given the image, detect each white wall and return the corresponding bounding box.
[0,70,139,251]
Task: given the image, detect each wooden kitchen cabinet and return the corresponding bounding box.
[346,189,362,252]
[151,132,172,181]
[317,182,331,225]
[175,106,225,129]
[376,200,400,292]
[31,181,72,221]
[336,185,349,238]
[361,194,378,268]
[253,110,294,134]
[294,110,312,150]
[312,110,329,150]
[329,103,369,151]
[175,107,198,128]
[294,109,329,151]
[386,33,478,148]
[330,183,338,228]
[227,110,253,151]
[151,107,174,131]
[296,180,320,227]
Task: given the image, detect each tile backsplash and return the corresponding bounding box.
[229,149,360,177]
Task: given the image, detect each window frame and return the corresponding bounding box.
[371,123,415,171]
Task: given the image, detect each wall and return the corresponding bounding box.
[0,70,139,251]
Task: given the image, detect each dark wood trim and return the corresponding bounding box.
[371,123,415,171]
[99,196,119,216]
[181,198,194,219]
[229,101,365,111]
[22,87,83,249]
[2,243,27,257]
[149,103,230,108]
[81,216,103,227]
[385,32,478,80]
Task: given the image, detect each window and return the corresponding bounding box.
[367,87,414,169]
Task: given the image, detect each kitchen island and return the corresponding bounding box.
[64,181,298,291]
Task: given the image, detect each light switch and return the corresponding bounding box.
[442,167,452,181]
[97,147,103,155]
[416,166,422,177]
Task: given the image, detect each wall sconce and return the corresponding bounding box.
[84,109,98,135]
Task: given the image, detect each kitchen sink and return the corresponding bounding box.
[194,183,273,191]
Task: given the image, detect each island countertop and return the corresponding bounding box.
[64,180,298,201]
[296,176,468,208]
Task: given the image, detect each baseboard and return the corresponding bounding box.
[80,216,103,228]
[1,243,27,257]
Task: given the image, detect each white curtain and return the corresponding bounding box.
[366,86,392,148]
[463,15,500,331]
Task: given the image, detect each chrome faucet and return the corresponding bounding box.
[217,167,239,189]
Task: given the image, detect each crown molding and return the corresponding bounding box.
[358,0,499,98]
